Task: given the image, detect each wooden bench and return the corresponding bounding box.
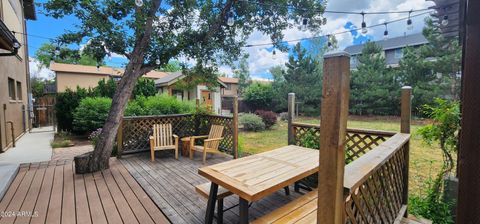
[252,190,318,224]
[195,182,234,224]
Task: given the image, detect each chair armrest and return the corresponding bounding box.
[172,134,179,139]
[149,136,154,140]
[204,137,224,142]
[190,135,209,140]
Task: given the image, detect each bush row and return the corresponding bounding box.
[71,94,197,134]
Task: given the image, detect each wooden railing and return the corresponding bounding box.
[117,114,237,156]
[290,122,396,163]
[343,133,410,223]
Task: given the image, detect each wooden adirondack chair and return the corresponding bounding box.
[149,123,179,161]
[190,125,224,164]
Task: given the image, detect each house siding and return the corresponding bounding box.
[56,72,112,92]
[0,0,30,150]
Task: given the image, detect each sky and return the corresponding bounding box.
[26,0,434,80]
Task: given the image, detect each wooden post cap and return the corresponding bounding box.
[324,51,350,59]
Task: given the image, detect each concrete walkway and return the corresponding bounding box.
[0,126,54,200]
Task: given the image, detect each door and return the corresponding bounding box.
[201,90,213,108]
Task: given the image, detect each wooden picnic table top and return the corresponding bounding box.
[198,145,319,202]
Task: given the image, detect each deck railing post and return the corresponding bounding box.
[233,96,239,159]
[116,119,123,158]
[401,86,412,216]
[317,51,350,224]
[287,93,295,145]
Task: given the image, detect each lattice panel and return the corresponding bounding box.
[120,114,235,155]
[345,133,387,163]
[121,115,195,154]
[345,144,408,223]
[292,124,391,163]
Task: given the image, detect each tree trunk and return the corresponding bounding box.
[74,0,162,173]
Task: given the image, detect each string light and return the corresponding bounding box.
[135,0,144,7]
[227,9,235,26]
[361,12,368,34]
[272,49,277,60]
[406,10,413,30]
[301,18,308,31]
[440,7,449,26]
[54,46,60,56]
[326,34,332,48]
[155,58,160,65]
[383,23,389,40]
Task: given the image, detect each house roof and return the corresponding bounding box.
[155,72,228,88]
[344,33,428,55]
[50,62,169,79]
[218,77,239,84]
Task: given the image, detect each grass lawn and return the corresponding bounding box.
[239,116,443,195]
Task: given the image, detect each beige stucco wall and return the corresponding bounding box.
[56,72,111,92]
[0,0,29,150]
[222,83,238,96]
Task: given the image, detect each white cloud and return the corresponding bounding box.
[29,58,54,80]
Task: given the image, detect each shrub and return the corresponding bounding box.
[279,112,289,121]
[299,129,319,149]
[255,110,277,129]
[88,128,103,146]
[73,97,112,133]
[56,87,94,132]
[125,94,196,116]
[239,113,265,131]
[243,83,274,111]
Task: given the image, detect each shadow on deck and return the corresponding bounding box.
[120,152,303,224]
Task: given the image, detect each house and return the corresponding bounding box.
[155,72,227,114]
[218,77,239,97]
[50,62,169,92]
[344,33,429,69]
[0,0,36,151]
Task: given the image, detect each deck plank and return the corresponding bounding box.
[121,152,303,223]
[0,159,167,224]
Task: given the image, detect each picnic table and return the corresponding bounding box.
[198,145,319,224]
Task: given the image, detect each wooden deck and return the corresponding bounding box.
[0,159,169,224]
[120,152,304,224]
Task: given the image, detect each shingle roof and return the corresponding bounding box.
[50,62,169,79]
[344,33,428,55]
[218,77,239,84]
[154,72,184,86]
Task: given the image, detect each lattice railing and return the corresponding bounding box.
[118,114,235,155]
[343,133,410,223]
[291,122,396,163]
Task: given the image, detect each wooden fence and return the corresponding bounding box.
[290,122,396,163]
[344,133,410,223]
[117,114,237,156]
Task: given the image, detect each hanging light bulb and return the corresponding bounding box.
[227,9,234,26]
[54,46,61,56]
[135,0,143,7]
[441,15,449,26]
[301,18,308,31]
[96,64,100,71]
[406,10,413,30]
[272,49,277,60]
[360,12,367,34]
[383,23,389,40]
[326,35,332,48]
[155,58,160,65]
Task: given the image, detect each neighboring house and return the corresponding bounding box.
[218,77,239,97]
[344,33,429,69]
[155,72,227,114]
[50,62,168,92]
[0,0,36,151]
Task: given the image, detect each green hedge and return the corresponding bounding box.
[73,97,112,133]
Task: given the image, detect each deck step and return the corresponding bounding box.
[0,162,19,200]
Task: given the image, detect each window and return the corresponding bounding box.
[350,56,357,66]
[225,84,231,90]
[16,81,22,100]
[394,48,403,59]
[8,78,15,100]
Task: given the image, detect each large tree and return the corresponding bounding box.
[43,0,327,173]
[233,54,250,95]
[272,43,322,114]
[350,42,399,115]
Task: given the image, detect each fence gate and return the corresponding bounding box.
[33,95,56,129]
